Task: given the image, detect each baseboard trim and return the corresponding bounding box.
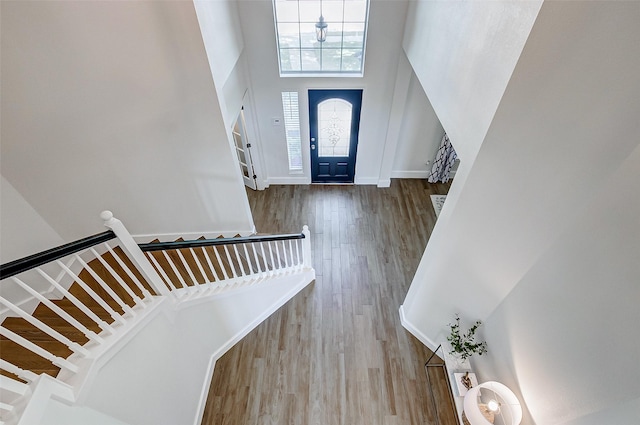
[391,170,429,179]
[354,176,379,185]
[193,355,218,425]
[267,176,310,185]
[377,179,391,188]
[399,305,439,352]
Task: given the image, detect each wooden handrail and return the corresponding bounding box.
[138,233,305,252]
[0,230,116,280]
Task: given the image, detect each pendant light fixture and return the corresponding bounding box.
[315,1,328,42]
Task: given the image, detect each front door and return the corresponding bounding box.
[309,89,362,183]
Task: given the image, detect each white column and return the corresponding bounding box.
[377,53,413,187]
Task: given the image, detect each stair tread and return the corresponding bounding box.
[49,298,113,332]
[27,306,92,343]
[0,368,28,384]
[0,339,62,377]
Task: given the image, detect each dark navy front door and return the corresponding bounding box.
[309,89,362,183]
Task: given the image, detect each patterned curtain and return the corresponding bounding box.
[428,133,457,183]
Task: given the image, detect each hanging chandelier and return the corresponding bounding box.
[315,15,328,42]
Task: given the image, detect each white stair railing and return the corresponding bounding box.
[136,225,311,298]
[0,211,313,424]
[0,227,161,424]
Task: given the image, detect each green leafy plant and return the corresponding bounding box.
[447,314,488,360]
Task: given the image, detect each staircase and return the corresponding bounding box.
[0,212,313,425]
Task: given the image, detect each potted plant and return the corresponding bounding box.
[447,314,488,361]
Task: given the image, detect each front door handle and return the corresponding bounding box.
[311,144,316,150]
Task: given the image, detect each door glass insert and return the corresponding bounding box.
[318,98,352,157]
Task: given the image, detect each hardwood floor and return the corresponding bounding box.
[201,179,456,425]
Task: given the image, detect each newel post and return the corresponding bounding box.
[100,211,169,296]
[302,225,312,269]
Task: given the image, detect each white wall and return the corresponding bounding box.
[40,401,132,425]
[193,0,244,91]
[194,0,247,127]
[403,0,541,166]
[78,273,313,425]
[238,0,415,185]
[0,176,67,314]
[0,176,65,263]
[481,142,640,425]
[391,73,444,179]
[1,0,253,241]
[403,1,640,424]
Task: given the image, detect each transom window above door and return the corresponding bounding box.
[273,0,369,76]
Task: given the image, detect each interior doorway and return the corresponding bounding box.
[232,107,257,190]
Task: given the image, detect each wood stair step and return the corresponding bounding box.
[0,338,60,378]
[49,298,113,332]
[202,244,232,281]
[0,368,28,384]
[193,237,217,282]
[172,238,206,285]
[82,255,137,306]
[1,317,72,355]
[103,246,157,297]
[145,240,186,290]
[30,305,91,344]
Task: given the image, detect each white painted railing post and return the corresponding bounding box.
[302,225,312,269]
[100,211,169,296]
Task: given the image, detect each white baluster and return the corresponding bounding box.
[73,254,135,317]
[232,245,246,276]
[57,260,126,326]
[0,296,89,357]
[223,245,238,279]
[0,327,79,373]
[280,240,289,269]
[288,240,295,268]
[295,239,302,268]
[266,241,276,274]
[161,251,190,290]
[201,246,221,282]
[174,249,200,294]
[145,253,182,300]
[258,242,269,274]
[0,359,39,384]
[273,241,283,271]
[211,246,229,280]
[36,269,115,335]
[189,248,213,289]
[101,244,153,299]
[12,277,104,344]
[242,244,254,275]
[250,243,262,274]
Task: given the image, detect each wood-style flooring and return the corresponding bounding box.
[201,179,456,425]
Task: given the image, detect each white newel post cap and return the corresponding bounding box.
[100,210,116,226]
